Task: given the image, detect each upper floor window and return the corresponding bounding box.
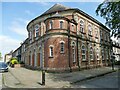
[88,25,92,36]
[100,30,103,39]
[80,20,84,33]
[81,44,86,60]
[60,21,63,29]
[35,24,39,37]
[29,31,32,39]
[49,45,53,57]
[95,29,98,38]
[49,21,53,29]
[72,24,74,31]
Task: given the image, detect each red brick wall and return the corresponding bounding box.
[44,37,69,69]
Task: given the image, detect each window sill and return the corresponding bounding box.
[49,56,53,58]
[73,61,76,64]
[88,34,93,37]
[60,52,64,54]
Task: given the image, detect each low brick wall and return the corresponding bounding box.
[14,64,25,68]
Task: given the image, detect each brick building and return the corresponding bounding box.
[19,4,111,72]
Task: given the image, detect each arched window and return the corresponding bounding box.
[90,46,93,60]
[72,42,76,62]
[96,48,99,60]
[72,24,74,31]
[49,45,53,57]
[101,47,104,60]
[49,21,53,29]
[60,21,63,29]
[82,44,86,60]
[60,41,65,53]
[88,25,92,36]
[80,20,84,33]
[35,24,39,37]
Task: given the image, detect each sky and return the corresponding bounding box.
[0,0,106,59]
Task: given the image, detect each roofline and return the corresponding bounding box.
[27,8,110,32]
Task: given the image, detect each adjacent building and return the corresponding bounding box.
[4,51,13,63]
[13,4,112,72]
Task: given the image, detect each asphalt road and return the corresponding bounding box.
[72,71,119,88]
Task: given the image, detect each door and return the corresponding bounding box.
[40,47,43,68]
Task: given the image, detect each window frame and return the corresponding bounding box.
[81,44,86,61]
[60,41,65,53]
[88,25,92,36]
[49,20,53,29]
[35,24,39,37]
[49,45,54,57]
[72,42,76,62]
[60,21,63,29]
[80,20,84,33]
[90,46,93,60]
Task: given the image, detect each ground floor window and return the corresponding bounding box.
[82,44,86,60]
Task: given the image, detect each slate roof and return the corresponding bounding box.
[42,3,71,15]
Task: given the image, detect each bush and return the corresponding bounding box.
[10,58,19,67]
[115,61,120,65]
[20,61,24,64]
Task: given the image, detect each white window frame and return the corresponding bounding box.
[81,44,86,61]
[90,46,93,60]
[35,24,39,37]
[49,45,54,57]
[60,21,63,29]
[96,48,99,60]
[49,20,53,29]
[88,25,92,36]
[60,41,65,53]
[80,20,84,33]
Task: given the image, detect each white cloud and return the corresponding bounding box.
[0,35,21,59]
[9,18,29,38]
[25,10,34,16]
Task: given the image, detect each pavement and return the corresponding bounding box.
[2,65,119,88]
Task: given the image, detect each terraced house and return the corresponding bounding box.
[14,4,111,72]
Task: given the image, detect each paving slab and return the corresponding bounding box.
[3,66,118,88]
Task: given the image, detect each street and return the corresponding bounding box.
[71,71,119,88]
[1,66,119,88]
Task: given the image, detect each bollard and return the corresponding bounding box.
[42,70,45,85]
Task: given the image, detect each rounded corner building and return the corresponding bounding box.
[24,3,111,72]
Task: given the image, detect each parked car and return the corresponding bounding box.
[0,62,8,72]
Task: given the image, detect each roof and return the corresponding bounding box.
[42,3,71,15]
[27,3,110,32]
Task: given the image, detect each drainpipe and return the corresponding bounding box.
[77,37,80,71]
[68,21,72,72]
[76,23,80,71]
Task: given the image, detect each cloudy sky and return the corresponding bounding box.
[0,0,105,59]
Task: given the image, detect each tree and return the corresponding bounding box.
[96,0,120,38]
[0,52,2,60]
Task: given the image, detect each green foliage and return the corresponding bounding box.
[96,0,120,37]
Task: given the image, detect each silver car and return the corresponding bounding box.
[0,62,8,72]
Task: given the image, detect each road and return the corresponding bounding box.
[72,71,119,88]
